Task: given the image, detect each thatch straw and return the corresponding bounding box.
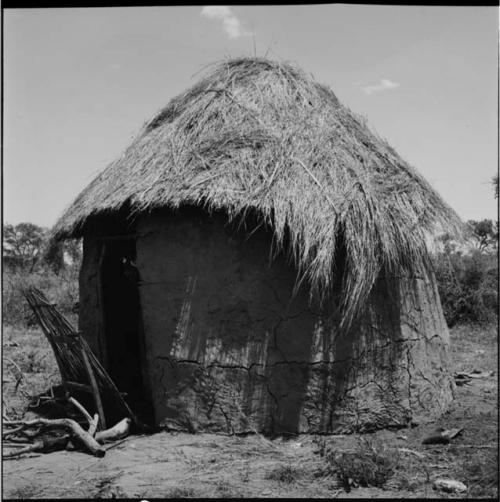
[51,57,463,328]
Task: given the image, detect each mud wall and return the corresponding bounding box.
[328,273,454,433]
[136,208,330,433]
[134,208,454,434]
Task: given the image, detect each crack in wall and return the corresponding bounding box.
[129,218,453,434]
[406,347,414,411]
[159,356,364,372]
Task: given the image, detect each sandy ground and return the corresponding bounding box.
[2,324,498,499]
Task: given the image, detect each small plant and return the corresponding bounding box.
[21,350,46,374]
[10,484,40,499]
[324,439,398,492]
[312,435,327,457]
[240,462,250,483]
[165,486,197,498]
[265,464,299,484]
[461,450,498,498]
[214,481,240,498]
[391,474,420,492]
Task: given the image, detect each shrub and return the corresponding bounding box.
[165,487,197,498]
[20,349,47,373]
[265,464,300,483]
[3,226,82,328]
[433,248,498,326]
[461,449,498,498]
[321,439,398,492]
[2,266,79,327]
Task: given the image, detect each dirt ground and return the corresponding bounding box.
[2,323,498,499]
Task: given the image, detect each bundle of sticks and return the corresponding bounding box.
[2,397,131,459]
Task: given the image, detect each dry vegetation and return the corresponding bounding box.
[3,322,497,499]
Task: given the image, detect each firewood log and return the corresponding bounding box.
[4,419,105,457]
[3,435,70,459]
[95,418,131,443]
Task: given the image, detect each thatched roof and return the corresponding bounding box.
[53,57,462,327]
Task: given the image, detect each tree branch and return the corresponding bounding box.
[4,419,105,457]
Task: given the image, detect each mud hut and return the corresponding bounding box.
[52,57,461,434]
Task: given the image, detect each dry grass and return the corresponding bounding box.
[163,486,198,498]
[3,326,60,419]
[51,57,463,328]
[319,438,399,491]
[265,463,301,484]
[2,267,79,327]
[8,484,41,500]
[461,449,498,498]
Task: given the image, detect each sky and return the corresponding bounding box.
[3,5,498,228]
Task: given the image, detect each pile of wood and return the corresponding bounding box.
[23,288,136,429]
[3,288,138,460]
[3,397,131,459]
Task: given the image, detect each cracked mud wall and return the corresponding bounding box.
[130,207,454,434]
[78,209,454,434]
[325,273,455,433]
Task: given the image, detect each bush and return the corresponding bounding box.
[433,248,498,327]
[2,225,82,328]
[2,266,79,327]
[316,438,398,492]
[265,464,300,483]
[164,487,197,498]
[461,449,498,498]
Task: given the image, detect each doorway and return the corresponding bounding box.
[100,238,154,425]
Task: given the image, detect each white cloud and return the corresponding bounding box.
[358,79,400,95]
[201,6,251,39]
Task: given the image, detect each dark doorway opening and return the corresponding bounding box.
[100,238,154,425]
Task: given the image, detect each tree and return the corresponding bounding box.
[64,239,83,267]
[43,239,65,274]
[43,238,83,274]
[467,219,498,252]
[3,223,48,272]
[436,232,459,256]
[492,174,498,199]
